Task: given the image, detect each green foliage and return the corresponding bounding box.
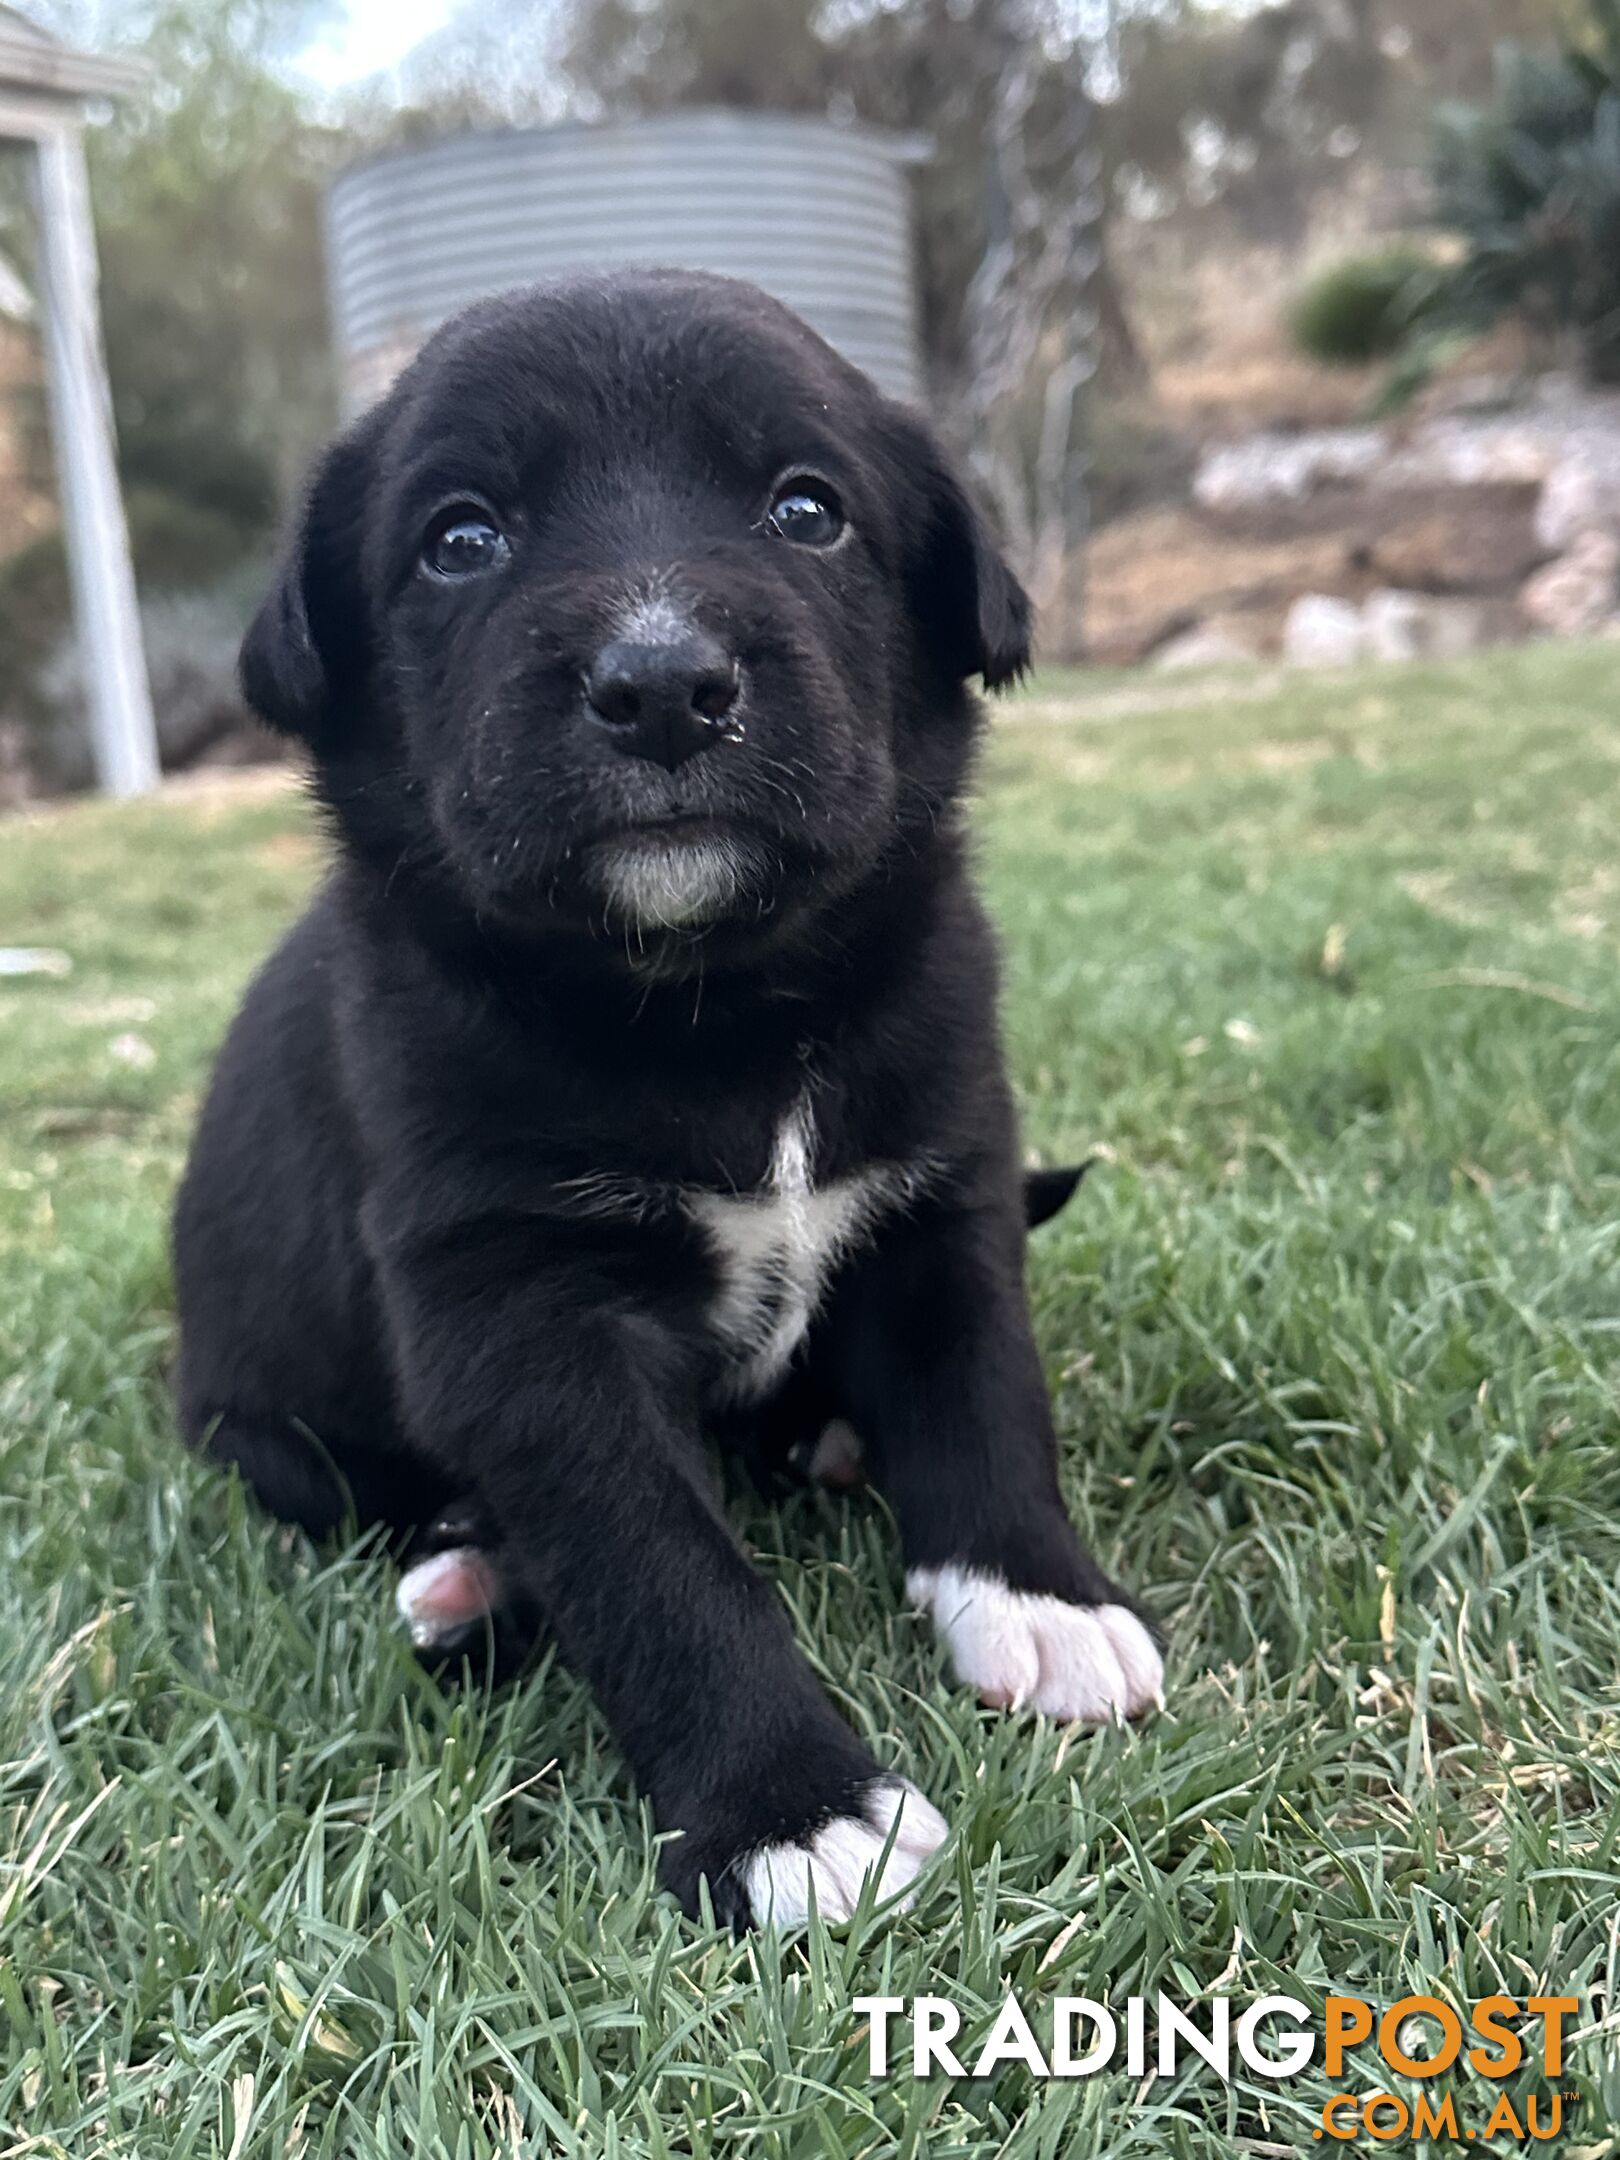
[1283,1,1620,401]
[0,1,338,772]
[1434,0,1620,380]
[1289,248,1454,366]
[559,0,1125,388]
[0,487,256,726]
[7,1,338,545]
[3,648,1620,2149]
[1360,325,1480,418]
[92,1,338,523]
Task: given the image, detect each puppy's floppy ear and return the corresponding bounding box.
[239,412,380,741]
[891,414,1033,691]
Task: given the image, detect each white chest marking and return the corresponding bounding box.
[691,1095,904,1404]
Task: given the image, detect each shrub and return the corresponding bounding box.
[0,485,258,700]
[1289,3,1620,403]
[0,486,266,794]
[1433,0,1620,382]
[1289,250,1453,368]
[31,578,265,791]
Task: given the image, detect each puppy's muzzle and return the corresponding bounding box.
[585,631,742,772]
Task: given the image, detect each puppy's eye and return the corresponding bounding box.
[766,479,845,548]
[421,506,511,579]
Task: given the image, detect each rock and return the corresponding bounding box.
[1360,590,1426,662]
[1195,381,1620,533]
[1084,507,1351,664]
[0,720,36,812]
[1368,492,1542,592]
[1194,429,1386,511]
[0,947,72,977]
[1363,589,1485,663]
[1381,420,1556,490]
[1534,457,1612,552]
[1521,531,1620,637]
[1283,594,1366,668]
[1152,621,1262,671]
[1530,442,1620,551]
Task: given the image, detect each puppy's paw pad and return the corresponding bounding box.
[807,1417,867,1490]
[396,1546,500,1650]
[907,1565,1163,1724]
[740,1777,947,1928]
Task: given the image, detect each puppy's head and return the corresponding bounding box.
[243,271,1028,963]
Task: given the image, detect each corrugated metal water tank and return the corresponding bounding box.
[326,111,926,414]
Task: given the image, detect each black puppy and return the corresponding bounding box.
[173,272,1162,1930]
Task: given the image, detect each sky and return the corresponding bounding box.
[289,0,1271,92]
[295,0,462,87]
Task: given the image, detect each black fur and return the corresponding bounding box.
[173,272,1139,1927]
[1023,1161,1091,1228]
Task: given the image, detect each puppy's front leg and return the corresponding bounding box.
[376,1238,946,1927]
[827,1205,1164,1724]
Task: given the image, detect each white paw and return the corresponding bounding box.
[396,1546,500,1649]
[807,1417,867,1489]
[907,1563,1163,1724]
[740,1777,948,1928]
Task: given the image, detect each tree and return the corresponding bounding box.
[554,0,1117,605]
[563,0,836,117]
[1389,0,1587,101]
[1433,0,1620,381]
[9,0,339,539]
[1282,0,1620,394]
[954,2,1105,611]
[1099,0,1590,252]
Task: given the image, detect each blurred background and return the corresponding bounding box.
[0,0,1616,803]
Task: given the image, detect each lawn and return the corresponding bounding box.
[2,646,1618,2157]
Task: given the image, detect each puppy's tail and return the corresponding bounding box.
[1024,1161,1092,1229]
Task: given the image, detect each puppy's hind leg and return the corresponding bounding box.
[770,1174,1089,1498]
[395,1504,543,1684]
[192,1407,452,1546]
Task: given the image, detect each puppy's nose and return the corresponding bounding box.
[584,633,741,770]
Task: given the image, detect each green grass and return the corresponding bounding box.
[3,647,1619,2156]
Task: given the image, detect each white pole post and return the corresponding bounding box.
[29,121,158,798]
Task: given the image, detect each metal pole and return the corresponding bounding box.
[29,121,158,798]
